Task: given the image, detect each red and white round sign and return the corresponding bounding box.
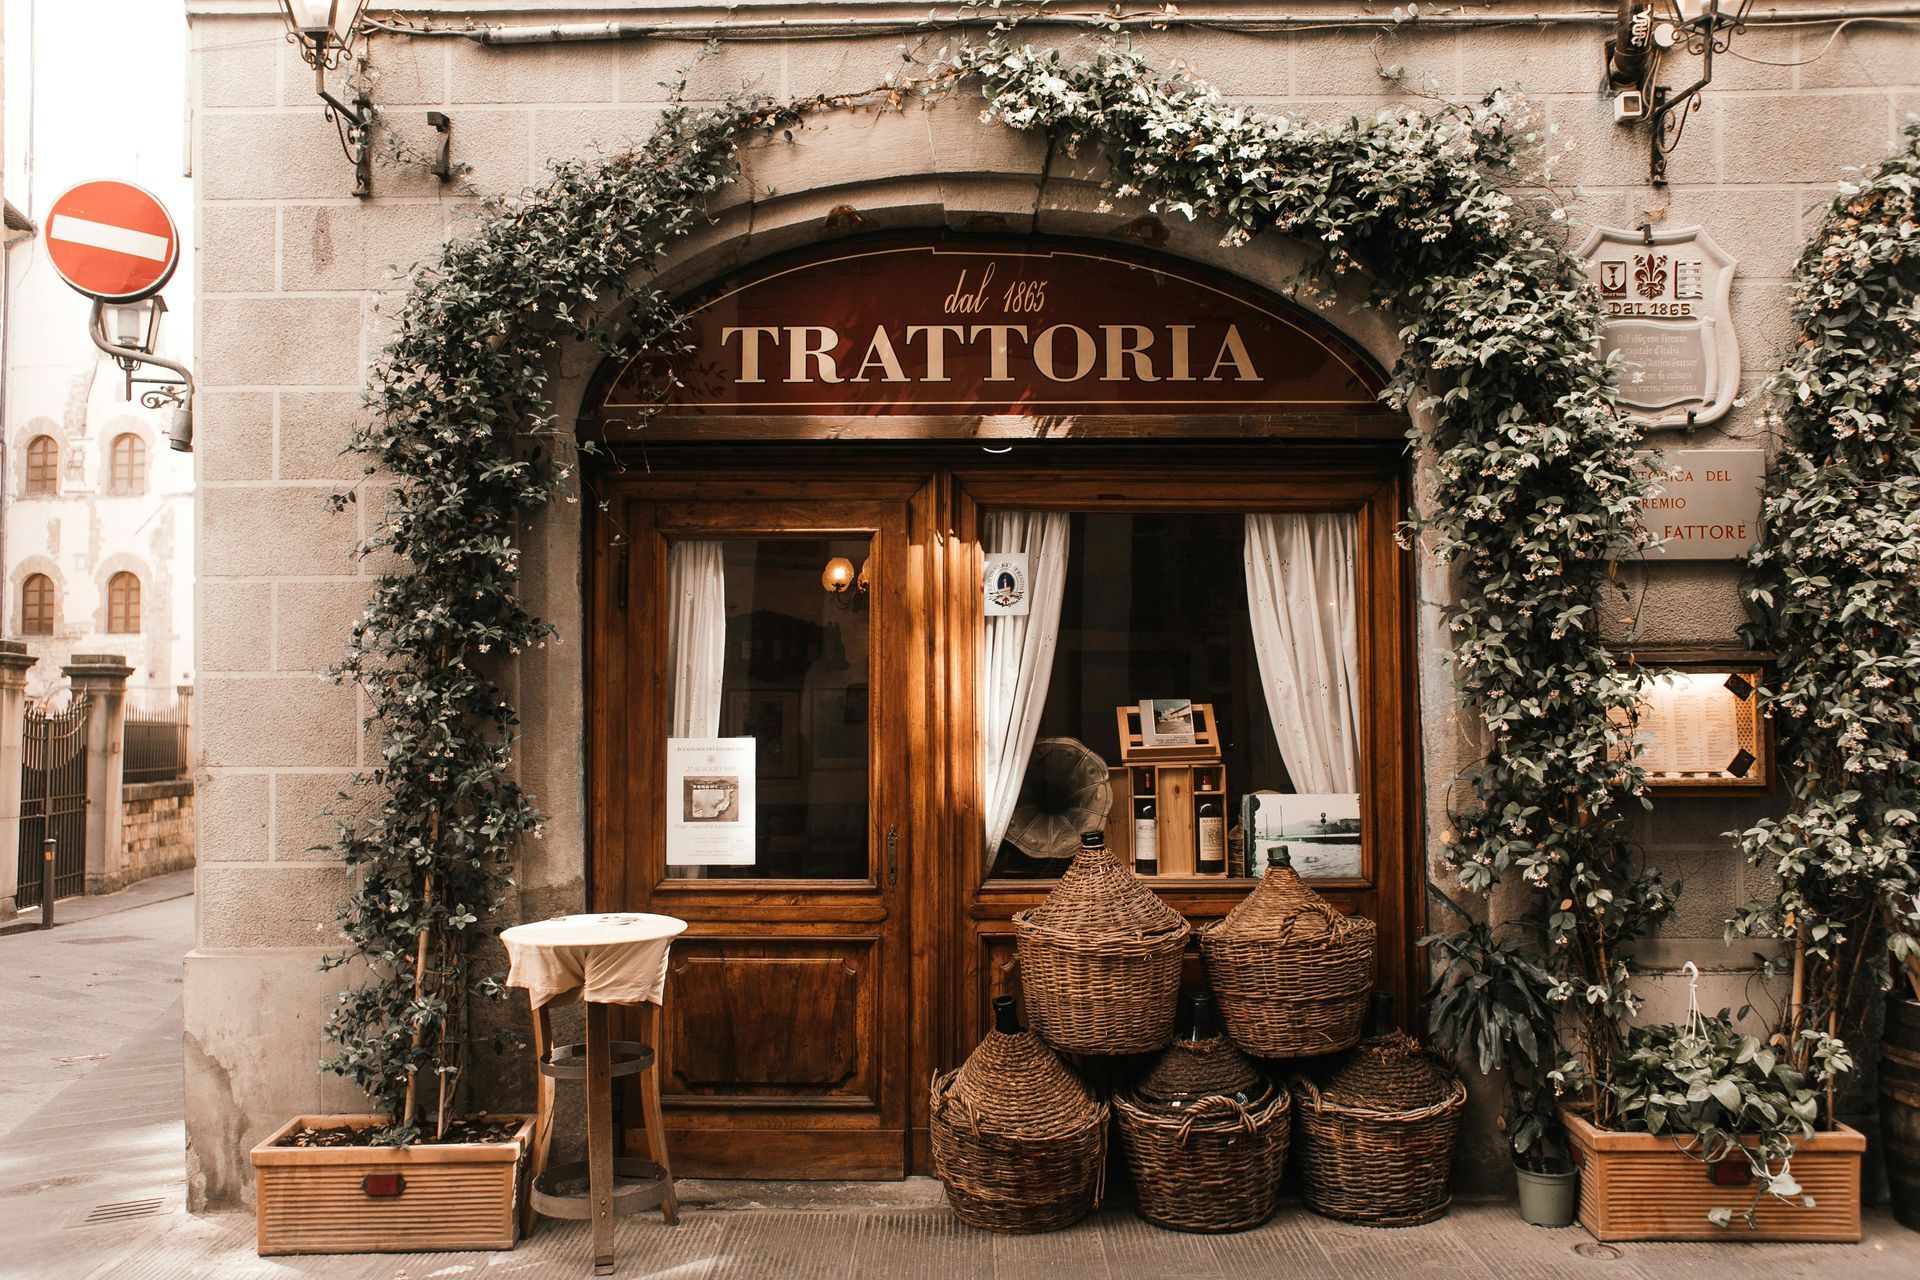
[44,180,179,303]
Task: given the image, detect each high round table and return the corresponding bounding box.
[502,912,688,1275]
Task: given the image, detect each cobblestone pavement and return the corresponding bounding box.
[4,886,1920,1279]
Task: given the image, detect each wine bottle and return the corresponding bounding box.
[1196,798,1225,873]
[992,994,1022,1035]
[1184,991,1220,1043]
[1132,798,1158,875]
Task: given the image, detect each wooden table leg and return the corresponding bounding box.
[521,1002,557,1239]
[639,1002,678,1225]
[586,1001,615,1275]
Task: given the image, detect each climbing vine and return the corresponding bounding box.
[1730,121,1920,1080]
[318,36,1664,1148]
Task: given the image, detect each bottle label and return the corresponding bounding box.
[1133,820,1158,861]
[1198,818,1225,864]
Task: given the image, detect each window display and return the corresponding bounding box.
[666,535,873,879]
[984,510,1363,881]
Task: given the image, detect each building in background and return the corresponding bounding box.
[2,0,194,702]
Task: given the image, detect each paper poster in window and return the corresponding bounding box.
[666,737,757,865]
[983,552,1030,616]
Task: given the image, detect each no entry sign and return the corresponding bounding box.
[44,180,179,303]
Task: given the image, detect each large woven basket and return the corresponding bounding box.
[1115,1088,1291,1234]
[1289,1031,1467,1227]
[1198,850,1375,1056]
[1015,837,1190,1054]
[930,1002,1109,1233]
[1115,1014,1290,1233]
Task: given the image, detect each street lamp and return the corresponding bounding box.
[277,2,375,197]
[88,296,195,452]
[279,1,368,68]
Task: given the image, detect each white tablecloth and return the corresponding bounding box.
[501,913,688,1009]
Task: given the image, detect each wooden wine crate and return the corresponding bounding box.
[1563,1111,1863,1242]
[1103,761,1229,878]
[1116,702,1221,763]
[251,1114,533,1256]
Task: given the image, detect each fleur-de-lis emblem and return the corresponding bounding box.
[1634,253,1669,299]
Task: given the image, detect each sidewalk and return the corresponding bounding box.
[0,865,195,937]
[3,888,1919,1279]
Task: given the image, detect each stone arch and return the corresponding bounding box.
[99,414,158,497]
[507,97,1440,910]
[10,554,68,637]
[93,551,154,637]
[14,416,67,497]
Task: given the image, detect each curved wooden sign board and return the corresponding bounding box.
[587,236,1391,440]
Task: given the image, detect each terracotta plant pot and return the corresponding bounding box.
[250,1114,534,1256]
[1562,1110,1864,1243]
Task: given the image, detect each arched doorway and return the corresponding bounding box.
[581,234,1420,1177]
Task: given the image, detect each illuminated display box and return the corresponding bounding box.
[1612,651,1773,794]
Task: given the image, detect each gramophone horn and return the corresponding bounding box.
[1005,737,1114,859]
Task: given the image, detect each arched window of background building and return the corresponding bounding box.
[21,574,55,636]
[25,436,59,495]
[107,572,142,634]
[109,433,148,495]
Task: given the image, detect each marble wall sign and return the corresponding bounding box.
[1578,225,1740,430]
[1629,447,1765,560]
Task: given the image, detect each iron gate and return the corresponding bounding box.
[15,697,88,908]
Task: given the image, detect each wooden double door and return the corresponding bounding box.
[587,449,1419,1179]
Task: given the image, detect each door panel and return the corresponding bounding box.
[592,476,927,1179]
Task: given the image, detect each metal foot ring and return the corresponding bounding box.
[530,1158,671,1219]
[538,1041,655,1080]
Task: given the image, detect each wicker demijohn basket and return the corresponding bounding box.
[1115,995,1291,1233]
[1199,846,1375,1057]
[1290,997,1467,1227]
[931,997,1109,1233]
[1014,831,1190,1054]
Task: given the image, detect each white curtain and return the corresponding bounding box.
[667,541,726,738]
[980,511,1071,865]
[1244,513,1360,793]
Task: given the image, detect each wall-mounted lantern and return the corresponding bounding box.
[1606,1,1755,186]
[89,296,195,451]
[277,1,375,197]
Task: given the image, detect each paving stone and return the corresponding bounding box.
[849,1208,993,1280]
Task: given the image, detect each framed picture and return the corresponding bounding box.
[808,683,868,770]
[725,689,802,780]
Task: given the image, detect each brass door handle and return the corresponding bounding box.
[885,825,899,888]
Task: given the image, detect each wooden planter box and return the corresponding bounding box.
[1564,1111,1864,1243]
[250,1114,534,1256]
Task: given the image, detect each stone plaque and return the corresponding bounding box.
[1629,447,1765,560]
[1578,225,1739,429]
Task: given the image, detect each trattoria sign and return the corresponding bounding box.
[595,240,1383,420]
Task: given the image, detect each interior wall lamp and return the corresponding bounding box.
[821,557,872,607]
[1606,0,1754,187]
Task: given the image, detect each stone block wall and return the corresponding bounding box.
[121,780,196,881]
[182,0,1920,1207]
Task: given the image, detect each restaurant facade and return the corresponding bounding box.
[181,1,1920,1208]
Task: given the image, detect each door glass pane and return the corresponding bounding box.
[665,535,871,880]
[984,511,1361,882]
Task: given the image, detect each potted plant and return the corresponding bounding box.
[1562,993,1863,1242]
[1728,122,1920,1237]
[1427,925,1583,1227]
